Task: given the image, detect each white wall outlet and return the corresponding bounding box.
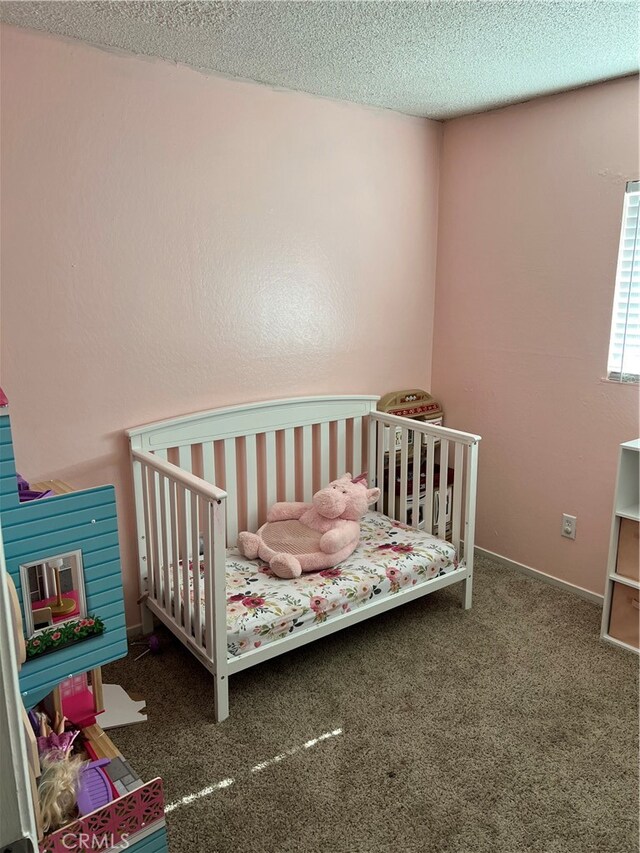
[561,514,577,540]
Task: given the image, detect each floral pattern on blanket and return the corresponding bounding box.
[186,511,457,657]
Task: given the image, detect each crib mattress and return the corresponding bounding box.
[178,511,458,657]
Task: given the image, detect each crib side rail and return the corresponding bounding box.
[368,411,481,566]
[370,410,481,446]
[132,449,227,502]
[130,449,227,679]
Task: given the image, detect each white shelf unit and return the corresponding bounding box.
[601,439,640,654]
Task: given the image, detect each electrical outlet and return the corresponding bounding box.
[561,513,577,540]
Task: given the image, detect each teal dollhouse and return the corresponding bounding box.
[0,396,168,853]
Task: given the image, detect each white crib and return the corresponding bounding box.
[127,395,480,721]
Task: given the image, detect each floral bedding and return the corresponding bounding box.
[181,511,458,657]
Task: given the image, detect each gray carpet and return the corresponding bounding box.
[104,555,639,853]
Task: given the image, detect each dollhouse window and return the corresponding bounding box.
[20,550,87,637]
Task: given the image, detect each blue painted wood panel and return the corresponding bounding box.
[0,414,19,512]
[128,826,169,853]
[0,412,128,705]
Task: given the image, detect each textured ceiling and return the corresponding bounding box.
[1,1,638,119]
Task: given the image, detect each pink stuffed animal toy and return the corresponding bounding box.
[237,474,380,579]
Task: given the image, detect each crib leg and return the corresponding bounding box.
[141,602,154,636]
[462,575,473,610]
[214,674,229,723]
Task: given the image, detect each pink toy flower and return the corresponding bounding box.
[32,638,40,647]
[51,631,61,641]
[74,626,82,633]
[242,596,265,608]
[86,618,95,627]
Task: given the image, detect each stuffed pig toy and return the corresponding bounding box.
[237,474,380,579]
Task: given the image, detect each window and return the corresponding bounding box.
[607,181,640,382]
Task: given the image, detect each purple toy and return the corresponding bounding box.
[76,758,113,816]
[133,633,162,661]
[17,473,53,502]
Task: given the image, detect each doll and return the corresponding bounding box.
[36,712,83,833]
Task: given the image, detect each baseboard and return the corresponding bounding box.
[475,547,604,606]
[126,622,144,641]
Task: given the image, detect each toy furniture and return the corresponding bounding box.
[127,394,481,722]
[0,395,168,852]
[377,389,453,535]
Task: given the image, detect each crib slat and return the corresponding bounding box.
[156,450,174,579]
[319,422,330,486]
[284,428,295,501]
[178,485,192,634]
[141,463,155,600]
[178,446,192,550]
[424,435,435,535]
[399,428,409,523]
[191,491,202,648]
[159,475,171,609]
[149,464,164,588]
[411,432,422,529]
[224,438,238,543]
[352,417,363,476]
[202,442,215,486]
[201,497,214,657]
[438,439,449,540]
[376,419,385,512]
[169,478,180,626]
[149,471,162,604]
[265,431,277,510]
[245,433,258,533]
[452,443,464,552]
[387,439,396,521]
[336,420,346,476]
[302,425,313,502]
[178,446,192,473]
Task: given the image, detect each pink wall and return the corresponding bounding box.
[0,26,442,625]
[433,76,640,597]
[3,25,637,620]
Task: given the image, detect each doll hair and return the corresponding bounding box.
[38,753,84,833]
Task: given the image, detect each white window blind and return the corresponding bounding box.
[607,180,640,382]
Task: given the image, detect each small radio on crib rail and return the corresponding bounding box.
[377,389,444,452]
